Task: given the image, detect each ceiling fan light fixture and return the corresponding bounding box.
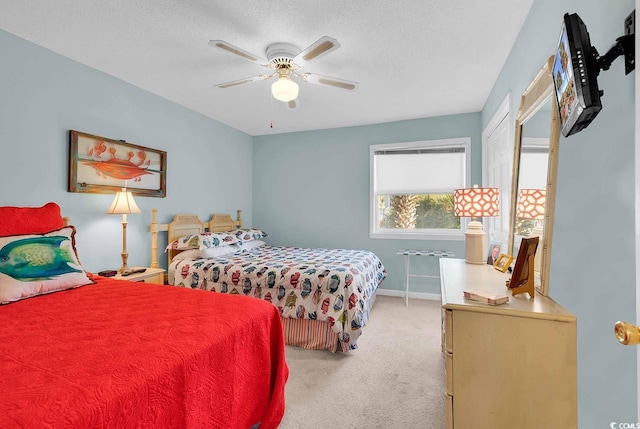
[271,75,299,102]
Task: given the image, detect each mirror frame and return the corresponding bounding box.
[507,55,560,297]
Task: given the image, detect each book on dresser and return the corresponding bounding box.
[463,288,509,305]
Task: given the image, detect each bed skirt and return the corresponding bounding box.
[281,292,377,352]
[281,318,340,352]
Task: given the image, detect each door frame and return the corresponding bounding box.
[634,0,640,414]
[482,93,512,242]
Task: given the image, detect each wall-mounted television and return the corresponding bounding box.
[552,13,602,137]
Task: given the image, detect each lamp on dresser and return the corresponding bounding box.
[454,186,500,264]
[516,188,546,271]
[516,188,545,235]
[106,188,141,274]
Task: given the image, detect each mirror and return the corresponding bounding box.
[507,56,560,297]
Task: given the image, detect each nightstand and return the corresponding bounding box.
[113,267,165,285]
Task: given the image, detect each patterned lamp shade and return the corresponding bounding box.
[453,187,500,218]
[516,189,546,220]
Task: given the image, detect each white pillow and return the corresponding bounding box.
[171,244,240,262]
[0,226,94,304]
[239,240,266,251]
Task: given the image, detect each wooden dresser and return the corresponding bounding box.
[440,258,576,428]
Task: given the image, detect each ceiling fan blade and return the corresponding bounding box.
[214,74,272,89]
[302,73,358,91]
[208,40,266,63]
[293,36,340,63]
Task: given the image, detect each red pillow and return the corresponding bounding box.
[0,203,64,237]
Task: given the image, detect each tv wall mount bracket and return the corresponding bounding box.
[594,9,635,76]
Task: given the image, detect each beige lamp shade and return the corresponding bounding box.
[516,189,546,220]
[106,189,142,215]
[453,187,500,218]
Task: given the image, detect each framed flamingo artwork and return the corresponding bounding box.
[68,130,167,197]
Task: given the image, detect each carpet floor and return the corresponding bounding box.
[279,295,445,429]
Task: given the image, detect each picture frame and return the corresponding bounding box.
[68,130,167,197]
[507,236,539,297]
[487,242,502,266]
[494,253,514,273]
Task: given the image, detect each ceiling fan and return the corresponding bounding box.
[208,36,358,107]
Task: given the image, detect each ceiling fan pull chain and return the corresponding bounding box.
[269,90,275,129]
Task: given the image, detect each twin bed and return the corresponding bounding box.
[1,204,288,428]
[151,209,387,353]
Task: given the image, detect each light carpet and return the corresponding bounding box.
[279,295,445,429]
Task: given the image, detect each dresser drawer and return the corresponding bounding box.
[444,309,453,353]
[445,392,453,429]
[445,351,453,396]
[138,272,164,284]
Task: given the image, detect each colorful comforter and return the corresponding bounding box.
[170,246,387,351]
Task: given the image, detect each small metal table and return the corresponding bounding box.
[396,249,455,306]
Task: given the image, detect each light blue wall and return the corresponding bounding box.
[483,0,636,427]
[253,114,482,295]
[1,0,636,425]
[0,29,253,272]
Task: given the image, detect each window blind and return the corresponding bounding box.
[374,146,465,195]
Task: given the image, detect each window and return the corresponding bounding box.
[370,138,470,240]
[516,138,549,236]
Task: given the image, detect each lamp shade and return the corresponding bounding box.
[106,189,141,215]
[453,187,500,218]
[516,189,546,220]
[271,76,299,102]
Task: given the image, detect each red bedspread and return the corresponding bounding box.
[1,276,288,428]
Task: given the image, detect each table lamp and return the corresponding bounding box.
[516,188,546,233]
[106,188,141,274]
[516,188,546,271]
[454,186,500,264]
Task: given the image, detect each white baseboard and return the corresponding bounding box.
[376,288,441,301]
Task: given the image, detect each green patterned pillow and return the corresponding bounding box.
[0,226,95,304]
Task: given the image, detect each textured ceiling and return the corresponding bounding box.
[0,0,534,136]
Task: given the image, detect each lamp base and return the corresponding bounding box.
[465,221,486,264]
[118,216,129,274]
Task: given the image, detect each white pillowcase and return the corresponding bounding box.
[0,226,94,304]
[238,240,266,251]
[171,244,240,262]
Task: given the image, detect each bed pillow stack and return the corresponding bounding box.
[0,204,94,304]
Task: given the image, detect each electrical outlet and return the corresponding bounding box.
[625,10,635,36]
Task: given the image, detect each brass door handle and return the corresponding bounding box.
[614,321,640,345]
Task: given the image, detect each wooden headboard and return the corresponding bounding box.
[150,209,242,269]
